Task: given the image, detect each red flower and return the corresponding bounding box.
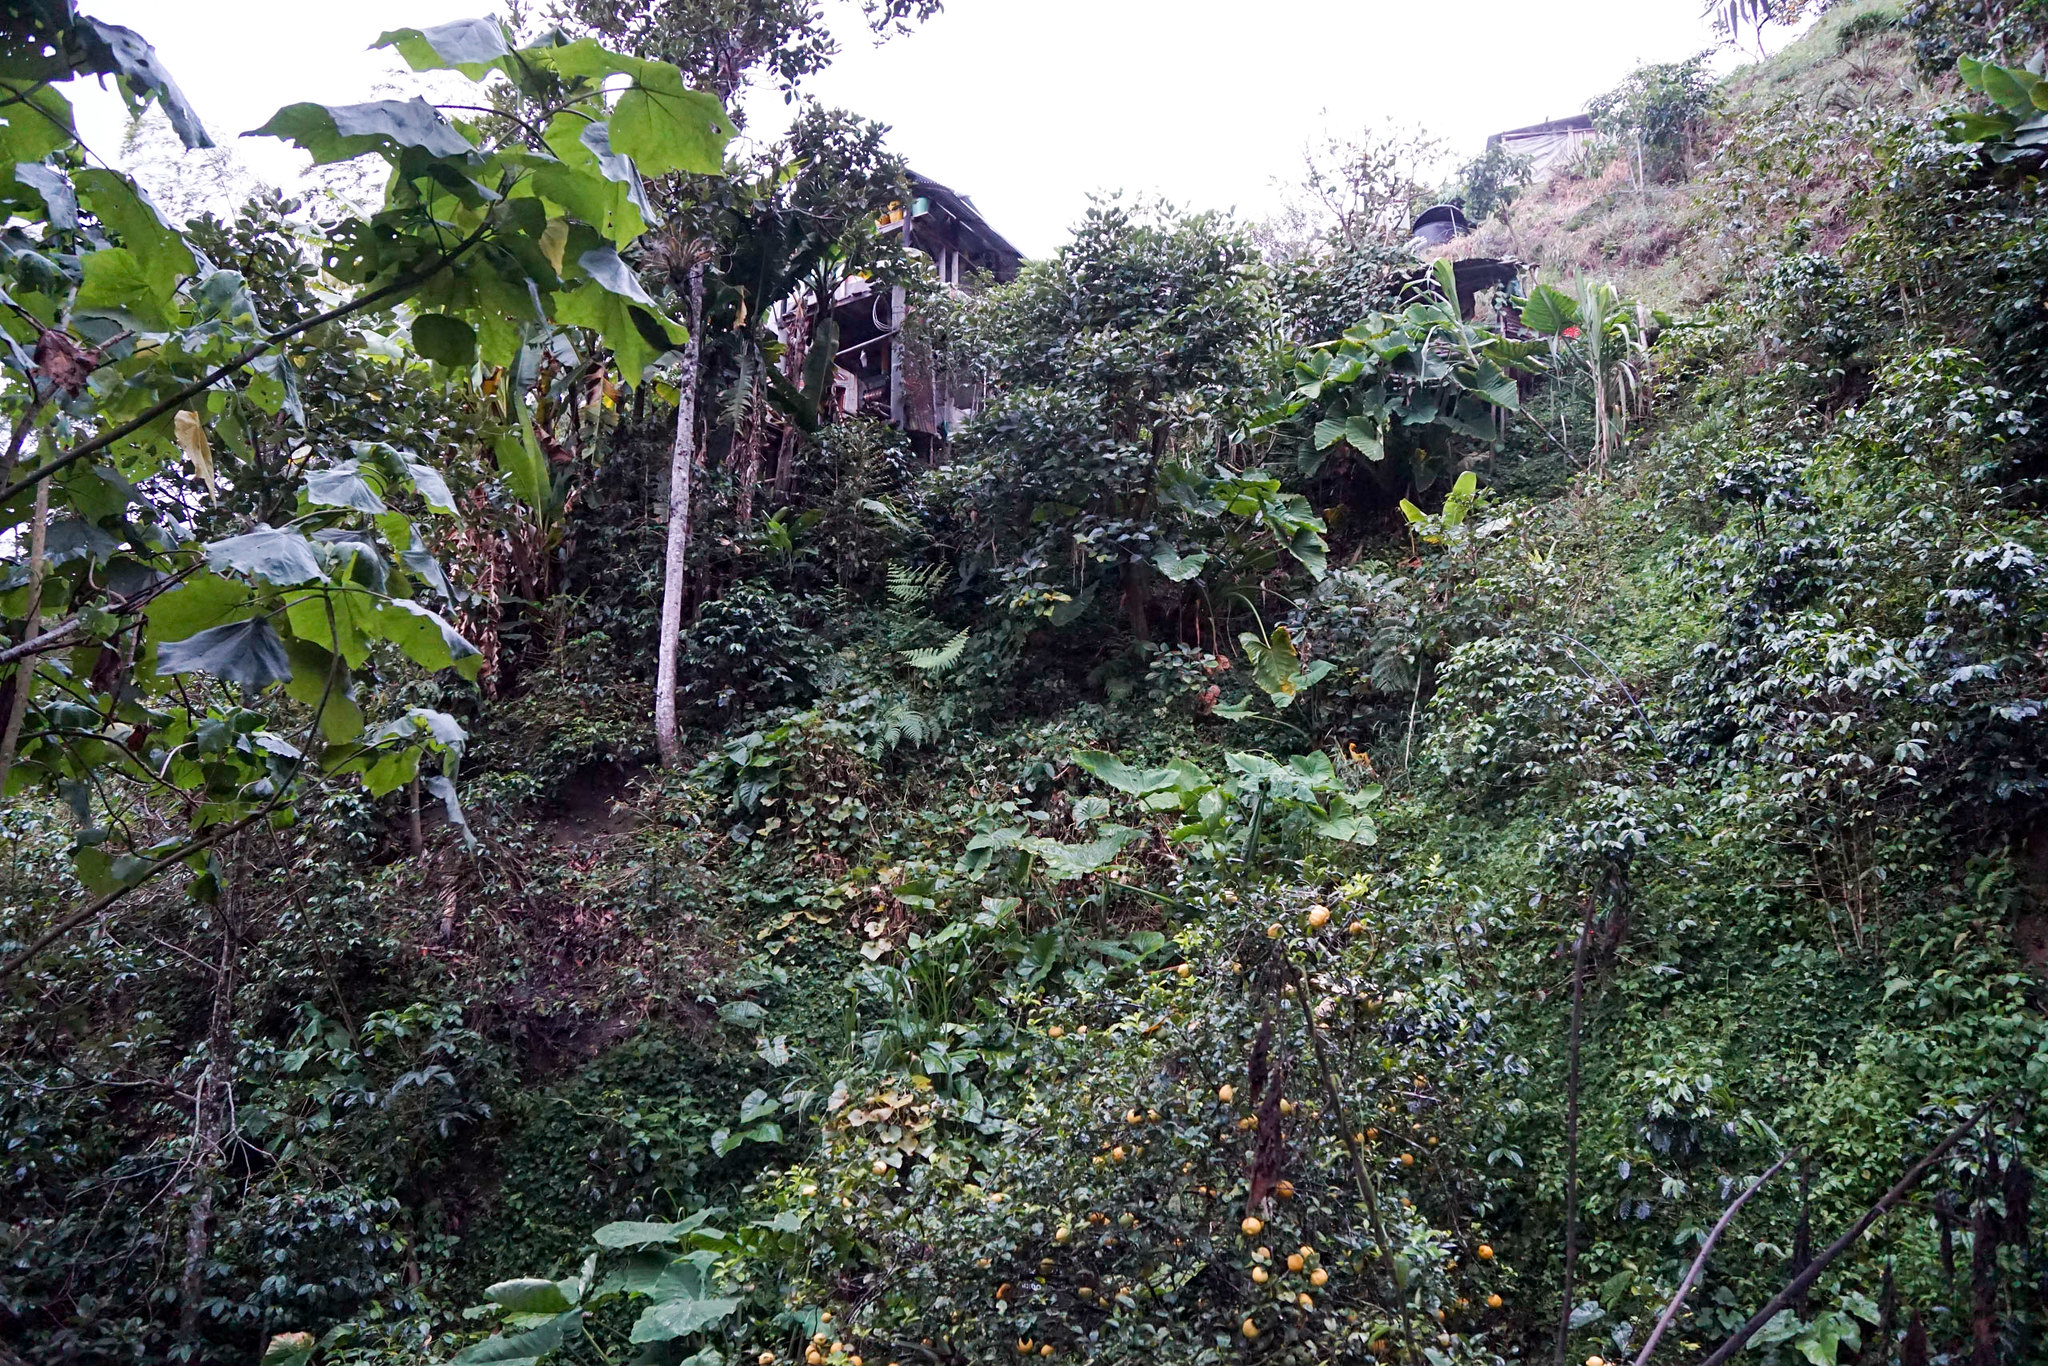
[1562,325,1581,339]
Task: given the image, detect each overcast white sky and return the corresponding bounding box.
[66,0,1775,257]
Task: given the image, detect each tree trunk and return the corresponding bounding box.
[177,906,239,1348]
[653,261,707,768]
[0,477,49,795]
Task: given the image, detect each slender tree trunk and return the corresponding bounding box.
[178,902,239,1348]
[653,261,707,768]
[1555,892,1599,1366]
[0,477,50,795]
[1970,1189,1999,1366]
[771,425,798,502]
[408,773,424,860]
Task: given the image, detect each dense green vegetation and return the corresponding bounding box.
[3,2,2047,1365]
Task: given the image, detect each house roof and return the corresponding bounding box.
[911,173,1024,279]
[1487,114,1595,146]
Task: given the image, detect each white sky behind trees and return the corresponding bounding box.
[65,0,1791,257]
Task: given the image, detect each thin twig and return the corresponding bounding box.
[1631,1153,1792,1366]
[1284,955,1421,1366]
[1555,891,1599,1366]
[0,222,492,508]
[1694,1110,1985,1366]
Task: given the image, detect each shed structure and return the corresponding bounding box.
[1485,114,1597,178]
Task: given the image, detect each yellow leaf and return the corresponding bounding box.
[539,217,569,275]
[174,410,216,496]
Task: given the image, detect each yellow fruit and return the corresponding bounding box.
[872,1160,889,1175]
[1041,1348,1054,1359]
[1297,1292,1314,1309]
[1427,1136,1438,1146]
[1055,1226,1072,1244]
[820,1312,833,1323]
[1299,1244,1314,1257]
[1275,1180,1295,1199]
[1048,1025,1065,1038]
[1176,964,1192,978]
[1588,1357,1606,1366]
[1218,1085,1235,1104]
[1347,920,1365,934]
[1366,1127,1379,1140]
[1400,1152,1415,1166]
[1242,1320,1259,1339]
[1478,1244,1495,1260]
[1311,1268,1329,1287]
[806,1352,823,1365]
[760,1355,777,1366]
[1279,1098,1295,1116]
[1252,1267,1269,1284]
[814,1333,829,1345]
[851,1358,863,1366]
[799,1183,818,1197]
[1241,1216,1263,1236]
[1307,906,1331,928]
[1126,1108,1141,1123]
[1286,1253,1304,1272]
[1266,923,1282,939]
[1487,1294,1503,1309]
[1111,1146,1127,1162]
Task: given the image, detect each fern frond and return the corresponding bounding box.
[903,628,969,673]
[887,562,946,606]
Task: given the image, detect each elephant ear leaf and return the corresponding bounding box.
[450,1310,581,1365]
[1517,284,1579,335]
[156,618,291,690]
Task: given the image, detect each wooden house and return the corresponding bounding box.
[818,173,1023,453]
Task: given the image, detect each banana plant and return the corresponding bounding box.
[1944,53,2048,162]
[1517,278,1661,464]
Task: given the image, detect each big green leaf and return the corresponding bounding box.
[485,1279,575,1314]
[74,247,172,329]
[144,572,251,646]
[554,273,685,386]
[412,313,478,367]
[374,18,515,78]
[1015,826,1142,880]
[450,1311,579,1365]
[74,169,194,298]
[594,1212,718,1249]
[1073,749,1185,796]
[1517,283,1579,335]
[251,99,472,165]
[361,598,483,681]
[204,527,326,585]
[155,617,291,690]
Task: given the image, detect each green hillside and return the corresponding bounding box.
[2,3,2045,1365]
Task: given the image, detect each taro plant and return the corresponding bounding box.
[1256,259,1540,500]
